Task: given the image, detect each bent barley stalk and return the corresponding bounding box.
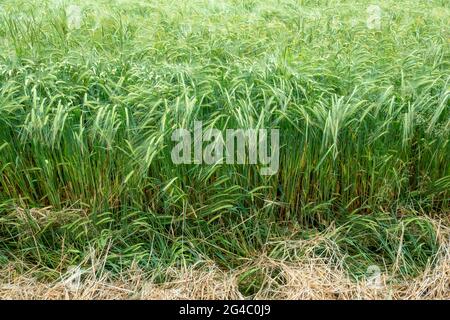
[0,0,448,299]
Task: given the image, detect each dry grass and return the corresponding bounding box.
[1,222,448,300]
[0,257,447,300]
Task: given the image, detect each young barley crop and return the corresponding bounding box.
[0,0,448,295]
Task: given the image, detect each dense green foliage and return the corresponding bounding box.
[0,0,448,288]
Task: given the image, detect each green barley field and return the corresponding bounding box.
[0,0,448,299]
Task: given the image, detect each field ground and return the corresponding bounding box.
[0,0,449,299]
[1,215,448,299]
